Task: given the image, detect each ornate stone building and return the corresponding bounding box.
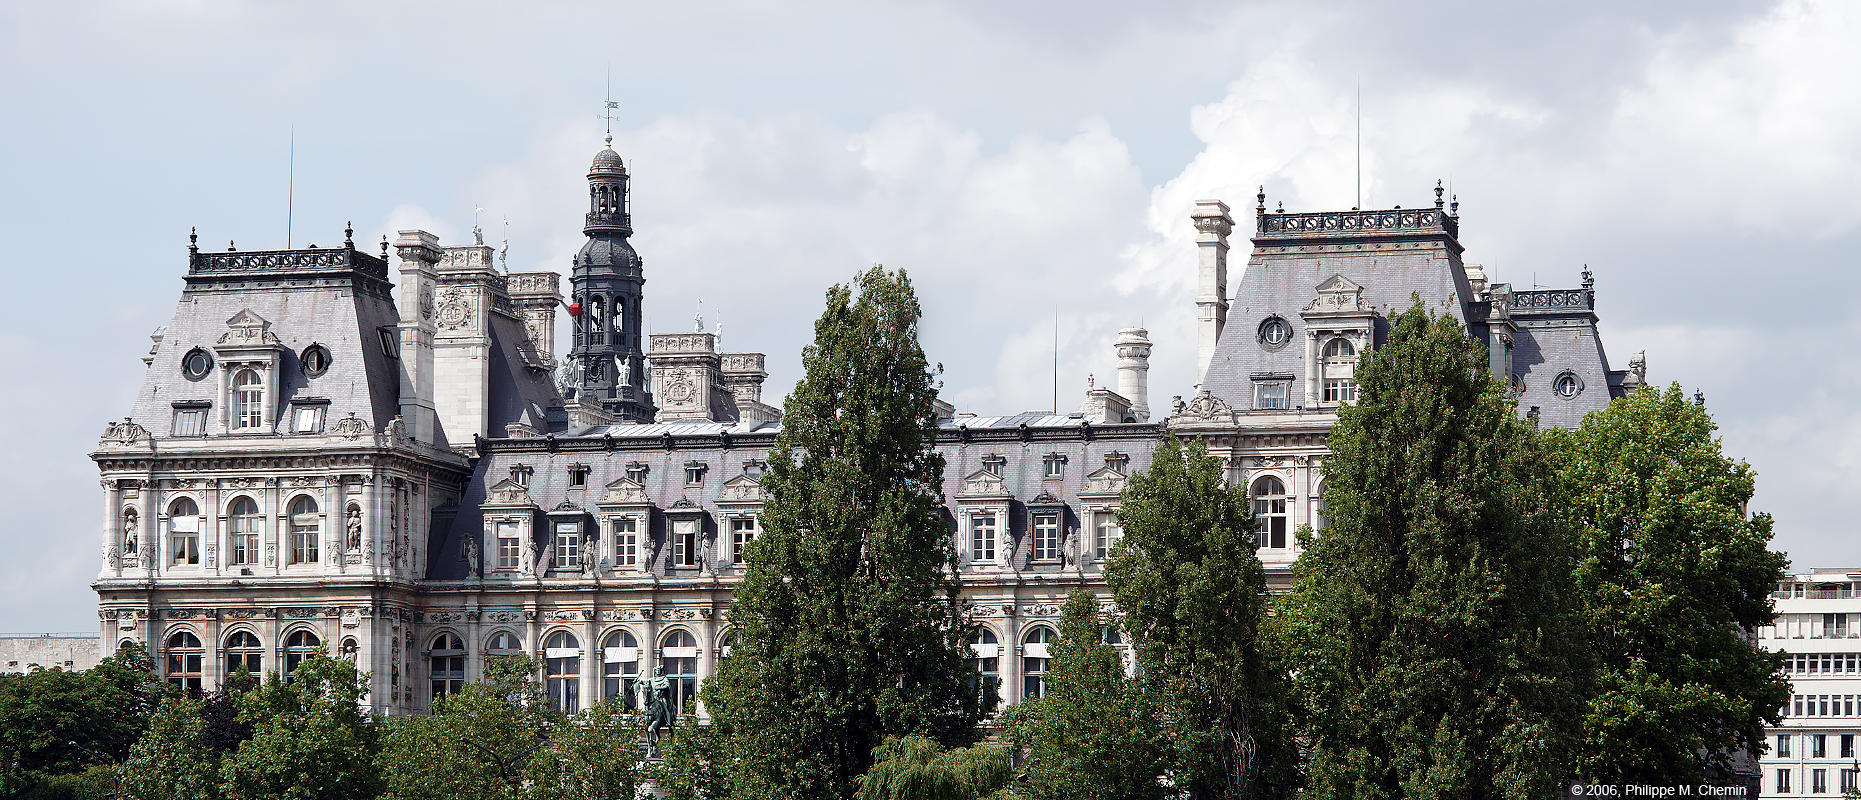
[94,141,1634,715]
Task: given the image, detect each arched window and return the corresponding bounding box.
[430,633,465,702]
[1321,337,1358,405]
[225,630,262,678]
[486,631,522,657]
[1022,626,1055,700]
[232,369,264,429]
[228,497,261,566]
[1310,479,1327,533]
[169,497,201,566]
[718,631,735,660]
[166,632,204,697]
[661,630,699,718]
[602,630,640,707]
[971,628,1000,708]
[1252,477,1288,549]
[283,630,320,678]
[288,496,319,564]
[588,297,605,344]
[545,631,581,713]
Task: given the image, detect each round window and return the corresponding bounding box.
[1553,371,1582,399]
[182,348,213,380]
[301,344,331,378]
[1258,317,1292,350]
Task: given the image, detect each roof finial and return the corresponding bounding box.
[1693,389,1706,407]
[1582,263,1594,290]
[189,226,198,253]
[380,234,389,261]
[694,298,705,332]
[602,65,619,148]
[1450,193,1459,216]
[228,240,236,251]
[1256,185,1266,215]
[1276,201,1284,214]
[1434,179,1445,208]
[344,221,354,247]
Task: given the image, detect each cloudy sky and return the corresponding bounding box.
[2,1,1854,631]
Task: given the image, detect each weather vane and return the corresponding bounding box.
[601,66,620,147]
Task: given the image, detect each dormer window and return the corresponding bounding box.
[231,369,265,430]
[685,462,708,486]
[1258,316,1292,349]
[172,404,208,437]
[300,344,331,377]
[379,329,398,358]
[1553,371,1584,399]
[1102,451,1130,474]
[1253,379,1290,411]
[626,462,649,484]
[568,465,589,489]
[510,464,533,487]
[181,348,213,381]
[980,454,1007,477]
[1321,337,1358,405]
[1042,453,1067,480]
[290,403,326,434]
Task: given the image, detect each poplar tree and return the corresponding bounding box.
[703,266,986,800]
[1104,436,1295,800]
[1547,385,1788,784]
[1277,301,1582,800]
[1001,589,1167,800]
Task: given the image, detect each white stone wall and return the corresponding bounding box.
[0,634,103,673]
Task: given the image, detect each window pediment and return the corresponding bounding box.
[717,473,767,505]
[596,476,650,507]
[484,478,537,509]
[957,468,1009,500]
[1078,465,1128,499]
[216,309,283,349]
[1303,274,1370,315]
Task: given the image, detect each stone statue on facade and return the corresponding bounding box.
[121,508,138,559]
[346,506,363,551]
[637,665,675,751]
[462,534,479,576]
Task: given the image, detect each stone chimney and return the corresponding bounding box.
[1114,327,1152,422]
[1191,200,1234,384]
[393,230,442,445]
[650,332,735,423]
[721,353,780,424]
[507,271,562,367]
[431,244,501,446]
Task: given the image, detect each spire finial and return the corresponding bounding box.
[1276,201,1284,214]
[189,226,198,252]
[602,65,620,148]
[344,221,354,247]
[380,234,389,261]
[228,240,236,251]
[1434,179,1445,208]
[1450,193,1459,216]
[1256,185,1266,215]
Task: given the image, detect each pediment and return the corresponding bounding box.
[1079,465,1129,497]
[1304,273,1369,314]
[718,473,767,504]
[957,468,1008,499]
[598,477,649,506]
[484,478,535,508]
[217,308,282,346]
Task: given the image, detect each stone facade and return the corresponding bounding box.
[0,634,102,673]
[95,146,1636,718]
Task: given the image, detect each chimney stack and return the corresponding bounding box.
[1191,200,1234,384]
[1114,327,1152,422]
[394,230,442,444]
[507,271,563,368]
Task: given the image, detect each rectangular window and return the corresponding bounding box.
[1043,456,1064,480]
[291,405,324,434]
[1779,734,1792,758]
[230,516,260,566]
[626,464,648,483]
[1322,379,1357,404]
[731,517,757,564]
[1253,380,1289,410]
[672,519,698,567]
[554,522,581,570]
[380,329,397,357]
[614,518,637,567]
[1796,695,1805,716]
[1093,511,1121,559]
[970,513,997,563]
[568,466,588,489]
[172,407,207,436]
[1815,734,1828,757]
[1844,734,1855,758]
[1814,768,1828,794]
[1844,770,1858,794]
[496,521,521,569]
[1780,770,1792,794]
[1032,512,1061,561]
[685,464,707,485]
[290,515,318,564]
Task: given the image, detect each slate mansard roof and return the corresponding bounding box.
[129,241,409,439]
[425,414,1164,581]
[1202,202,1624,424]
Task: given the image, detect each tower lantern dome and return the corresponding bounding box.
[568,140,653,423]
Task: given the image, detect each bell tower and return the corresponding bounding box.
[566,133,654,423]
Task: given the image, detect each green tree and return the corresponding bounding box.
[121,696,222,800]
[650,710,733,800]
[704,266,986,800]
[1104,436,1294,800]
[218,647,382,800]
[1547,384,1788,784]
[854,736,1014,800]
[0,643,166,795]
[380,655,552,800]
[528,697,650,800]
[1000,590,1165,800]
[1277,301,1583,800]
